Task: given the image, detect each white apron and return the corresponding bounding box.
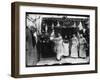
[70,37,78,58]
[53,37,64,60]
[63,42,69,56]
[79,37,87,58]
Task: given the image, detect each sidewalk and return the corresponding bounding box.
[37,57,89,66]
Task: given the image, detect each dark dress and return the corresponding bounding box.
[26,27,38,66]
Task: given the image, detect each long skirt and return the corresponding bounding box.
[70,45,78,58]
[26,43,38,66]
[79,45,86,58]
[63,42,69,56]
[54,40,64,60]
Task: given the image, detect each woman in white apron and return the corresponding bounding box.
[79,34,87,58]
[70,34,79,58]
[63,35,69,57]
[50,31,64,61]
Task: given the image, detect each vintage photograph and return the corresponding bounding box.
[26,13,90,67]
[11,2,97,77]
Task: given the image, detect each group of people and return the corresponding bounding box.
[50,29,88,61]
[26,25,89,66]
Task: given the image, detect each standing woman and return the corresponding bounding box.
[50,30,64,61]
[79,34,87,58]
[26,26,38,66]
[63,35,69,57]
[30,27,39,64]
[70,34,79,58]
